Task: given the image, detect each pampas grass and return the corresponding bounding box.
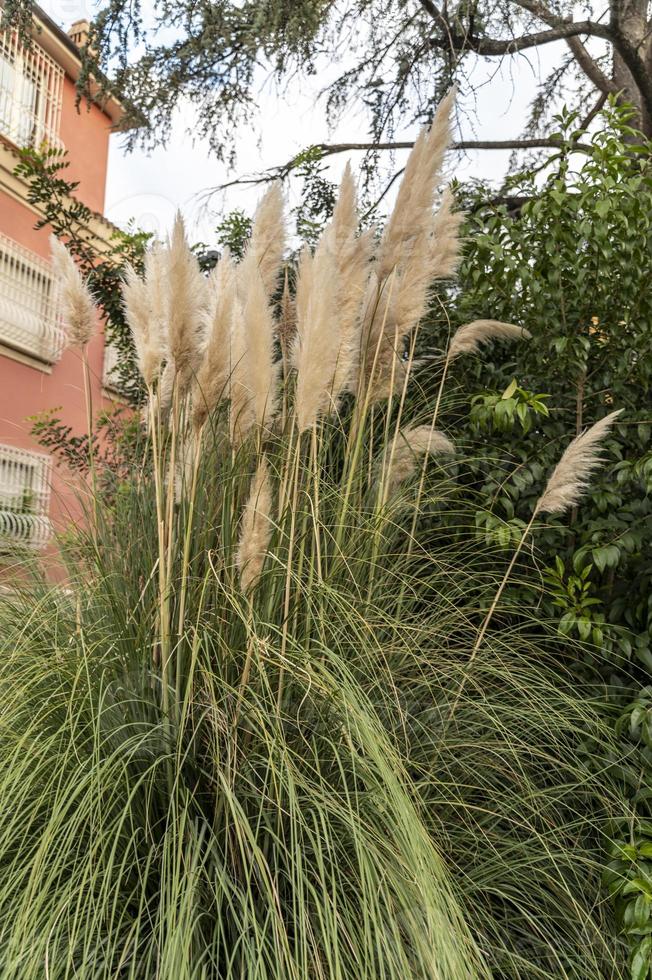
[236,456,274,592]
[5,93,630,980]
[49,235,97,348]
[536,409,623,515]
[383,424,455,491]
[452,410,624,713]
[362,93,462,400]
[292,244,339,431]
[448,318,531,359]
[165,213,207,395]
[192,251,237,431]
[246,182,286,297]
[122,259,166,386]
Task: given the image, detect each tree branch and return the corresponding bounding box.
[514,0,652,112]
[428,20,613,57]
[212,136,591,192]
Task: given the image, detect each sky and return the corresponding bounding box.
[41,0,576,244]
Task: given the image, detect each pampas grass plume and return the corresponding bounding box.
[448,319,531,359]
[193,251,236,430]
[166,212,206,387]
[247,183,285,297]
[237,457,274,592]
[535,410,623,516]
[292,244,339,431]
[50,235,97,348]
[122,260,166,386]
[384,424,455,491]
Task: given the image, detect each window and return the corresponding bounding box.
[0,445,52,550]
[0,29,63,148]
[0,232,66,362]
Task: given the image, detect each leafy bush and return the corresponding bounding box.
[428,102,652,975]
[442,104,652,668]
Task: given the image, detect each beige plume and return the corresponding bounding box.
[382,424,455,492]
[535,410,623,516]
[247,183,286,297]
[326,165,373,399]
[228,297,253,445]
[292,244,339,431]
[363,92,458,399]
[50,235,97,348]
[165,212,207,397]
[428,187,464,281]
[229,261,279,444]
[448,319,531,360]
[278,269,296,373]
[122,257,167,386]
[376,88,455,282]
[237,457,274,593]
[192,251,237,430]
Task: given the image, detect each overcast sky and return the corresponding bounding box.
[42,0,575,243]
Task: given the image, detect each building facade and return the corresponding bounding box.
[0,8,125,557]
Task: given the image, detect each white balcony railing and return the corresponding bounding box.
[0,445,52,551]
[0,28,64,149]
[0,232,65,362]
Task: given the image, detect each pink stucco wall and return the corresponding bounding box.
[0,67,119,573]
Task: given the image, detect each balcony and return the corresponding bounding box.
[0,445,52,551]
[0,232,65,363]
[0,29,64,149]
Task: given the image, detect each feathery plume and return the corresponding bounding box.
[243,262,279,433]
[326,165,373,399]
[165,212,207,396]
[144,243,170,357]
[363,92,459,399]
[228,297,253,445]
[237,457,274,593]
[382,424,455,491]
[246,183,286,298]
[50,236,97,348]
[229,259,279,444]
[278,269,296,372]
[292,244,339,431]
[535,410,622,516]
[428,187,464,281]
[448,319,531,360]
[122,259,166,386]
[192,251,237,430]
[376,88,455,281]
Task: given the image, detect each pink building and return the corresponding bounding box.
[0,8,127,559]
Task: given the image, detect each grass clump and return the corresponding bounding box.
[0,92,630,978]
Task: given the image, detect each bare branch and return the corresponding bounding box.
[514,0,652,112]
[211,136,592,194]
[428,20,613,57]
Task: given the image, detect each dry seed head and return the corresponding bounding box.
[122,246,165,388]
[383,424,455,491]
[448,320,531,360]
[192,251,237,430]
[535,410,623,516]
[247,183,286,297]
[278,269,296,370]
[50,235,97,348]
[376,88,455,281]
[237,457,274,593]
[166,212,207,393]
[229,297,253,445]
[292,242,339,431]
[363,93,459,400]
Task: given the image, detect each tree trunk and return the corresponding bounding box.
[611,0,652,137]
